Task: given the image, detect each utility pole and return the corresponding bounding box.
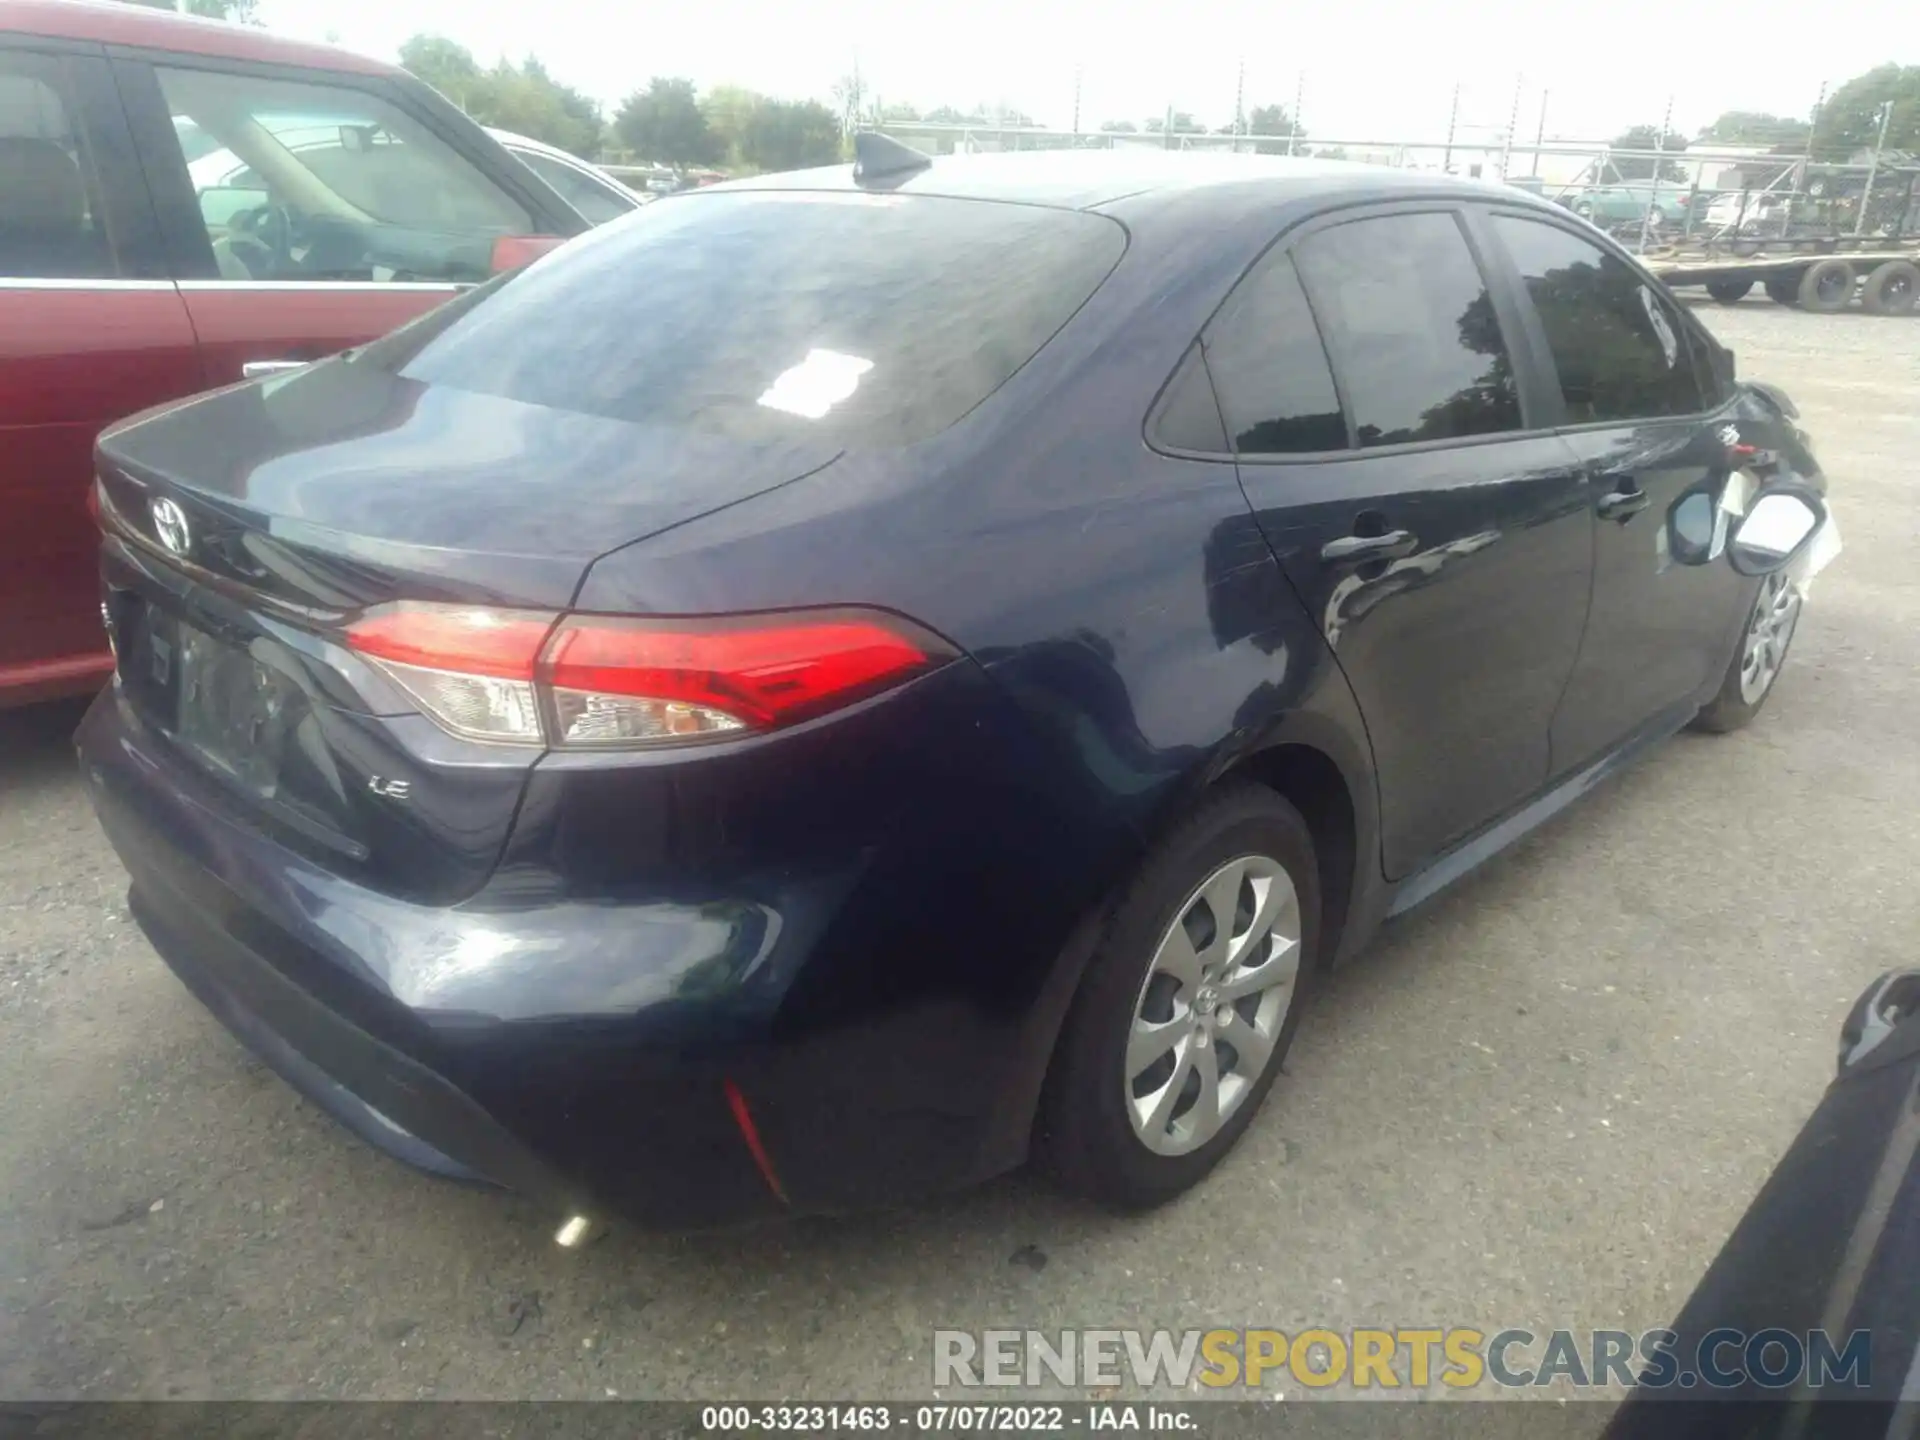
[1531,89,1548,177]
[1637,93,1674,254]
[1072,65,1082,138]
[1442,82,1459,172]
[1288,72,1303,156]
[1854,99,1894,235]
[1500,73,1522,179]
[1233,58,1245,151]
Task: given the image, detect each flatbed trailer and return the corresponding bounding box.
[1645,237,1919,316]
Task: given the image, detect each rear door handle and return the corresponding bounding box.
[1595,482,1649,522]
[1320,529,1418,564]
[241,359,309,379]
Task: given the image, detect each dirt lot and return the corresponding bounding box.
[1,300,1915,1402]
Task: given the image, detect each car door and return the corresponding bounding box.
[0,39,199,702]
[1202,205,1593,878]
[1478,209,1750,773]
[109,55,580,385]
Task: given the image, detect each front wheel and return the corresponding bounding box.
[1692,572,1802,733]
[1036,785,1319,1210]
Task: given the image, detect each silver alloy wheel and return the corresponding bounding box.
[1124,854,1301,1156]
[1739,572,1801,705]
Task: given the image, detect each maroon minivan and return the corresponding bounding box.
[0,0,585,705]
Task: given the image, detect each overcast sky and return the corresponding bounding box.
[255,0,1892,145]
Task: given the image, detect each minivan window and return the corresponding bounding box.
[1204,252,1347,454]
[368,191,1127,447]
[0,51,118,279]
[1296,212,1523,448]
[1490,215,1704,424]
[156,66,533,284]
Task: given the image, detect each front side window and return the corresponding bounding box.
[155,66,534,284]
[0,50,119,279]
[1490,215,1704,424]
[1295,212,1523,448]
[1203,253,1347,455]
[514,149,635,226]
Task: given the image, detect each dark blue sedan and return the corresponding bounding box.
[79,140,1830,1230]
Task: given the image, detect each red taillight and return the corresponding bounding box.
[86,480,101,528]
[342,603,946,748]
[345,606,553,680]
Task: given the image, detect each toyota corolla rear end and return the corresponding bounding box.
[77,185,1132,1229]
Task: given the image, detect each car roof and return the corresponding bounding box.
[710,149,1551,216]
[0,0,393,75]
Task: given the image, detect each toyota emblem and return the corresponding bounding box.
[151,497,191,557]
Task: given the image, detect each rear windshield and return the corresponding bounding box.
[363,191,1127,447]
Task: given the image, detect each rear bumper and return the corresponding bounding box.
[80,685,790,1229]
[77,659,1130,1228]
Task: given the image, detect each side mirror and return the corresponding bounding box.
[1728,486,1825,575]
[489,234,566,274]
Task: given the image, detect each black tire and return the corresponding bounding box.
[1764,274,1802,306]
[1691,572,1802,734]
[1035,784,1321,1210]
[1862,260,1919,316]
[1707,278,1754,304]
[1798,257,1855,312]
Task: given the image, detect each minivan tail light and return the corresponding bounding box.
[343,604,947,748]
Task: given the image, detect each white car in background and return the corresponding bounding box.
[485,127,644,226]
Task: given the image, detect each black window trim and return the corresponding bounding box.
[1147,196,1566,468]
[0,35,170,282]
[1474,202,1735,434]
[102,44,588,283]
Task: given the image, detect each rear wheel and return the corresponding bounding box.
[1036,785,1319,1210]
[1692,572,1802,733]
[1707,278,1754,304]
[1764,274,1802,306]
[1797,258,1855,313]
[1862,260,1919,316]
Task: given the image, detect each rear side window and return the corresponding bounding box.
[0,50,120,279]
[1204,253,1347,455]
[1296,212,1523,448]
[372,191,1126,447]
[1490,215,1704,424]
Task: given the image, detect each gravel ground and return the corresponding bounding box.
[0,299,1915,1403]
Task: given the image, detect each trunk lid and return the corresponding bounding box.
[94,359,841,905]
[96,356,844,613]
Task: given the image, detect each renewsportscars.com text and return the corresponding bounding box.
[932,1327,1871,1392]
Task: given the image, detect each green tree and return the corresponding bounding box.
[1247,102,1304,154]
[1607,124,1689,182]
[397,36,603,156]
[1811,65,1920,159]
[1697,111,1812,147]
[702,85,765,164]
[1100,119,1138,134]
[738,98,842,173]
[614,78,718,166]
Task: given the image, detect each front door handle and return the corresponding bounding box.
[1320,529,1419,564]
[241,359,309,379]
[1596,482,1649,522]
